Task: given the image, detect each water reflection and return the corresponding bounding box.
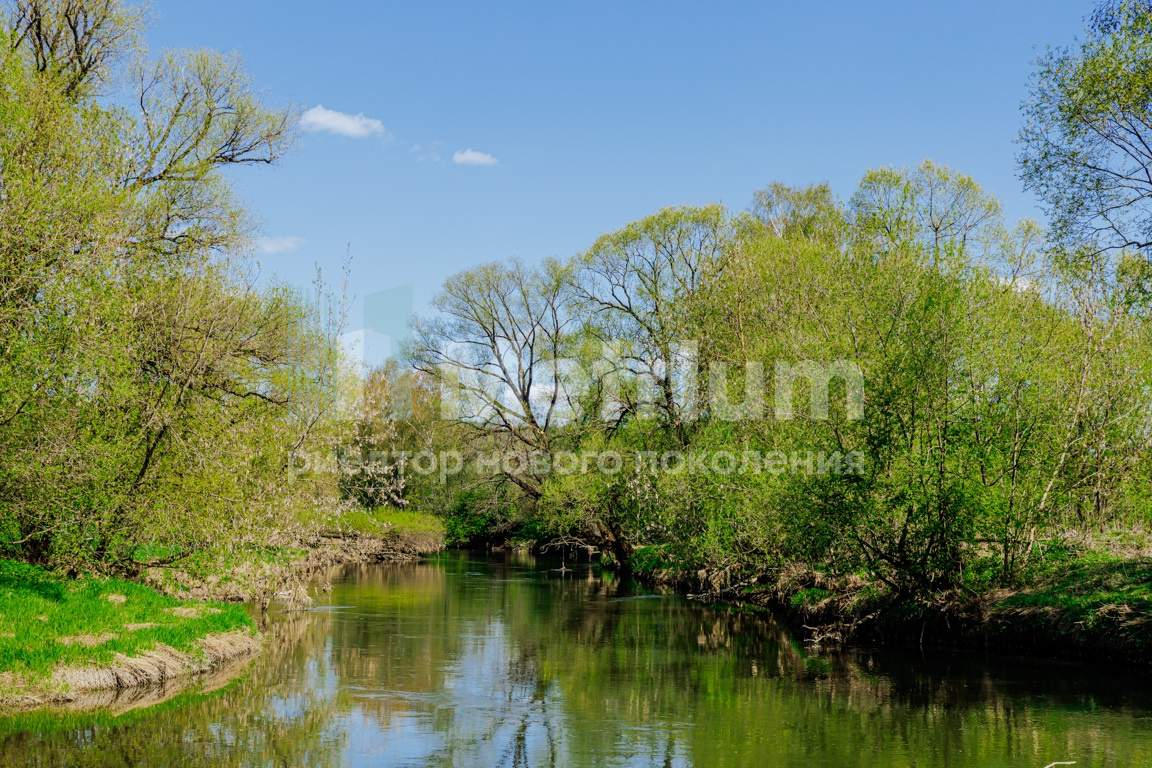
[3,551,1152,767]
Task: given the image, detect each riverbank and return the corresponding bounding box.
[10,551,1150,767]
[0,510,445,710]
[629,545,1152,666]
[142,509,445,606]
[0,559,259,710]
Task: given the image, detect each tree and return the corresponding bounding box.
[411,259,573,501]
[1020,0,1152,256]
[124,50,292,258]
[573,205,729,443]
[0,0,335,571]
[851,161,1002,267]
[7,0,140,96]
[747,182,845,245]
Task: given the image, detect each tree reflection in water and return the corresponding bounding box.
[3,552,1152,767]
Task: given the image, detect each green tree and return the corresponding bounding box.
[1020,0,1152,256]
[0,0,341,571]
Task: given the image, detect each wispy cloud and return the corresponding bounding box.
[452,148,498,166]
[300,105,387,139]
[410,143,443,163]
[255,236,304,254]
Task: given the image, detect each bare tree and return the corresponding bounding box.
[573,205,728,443]
[412,259,572,499]
[8,0,140,95]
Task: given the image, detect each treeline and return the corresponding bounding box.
[0,1,344,573]
[397,163,1151,596]
[384,2,1152,599]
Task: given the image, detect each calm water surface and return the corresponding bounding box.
[3,551,1152,767]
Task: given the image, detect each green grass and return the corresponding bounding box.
[996,555,1152,617]
[0,559,254,680]
[328,508,445,539]
[790,587,832,608]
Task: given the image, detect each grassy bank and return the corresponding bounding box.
[983,554,1152,659]
[142,508,446,603]
[0,509,444,708]
[324,508,446,546]
[0,559,256,706]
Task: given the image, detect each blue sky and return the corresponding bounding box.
[148,1,1090,357]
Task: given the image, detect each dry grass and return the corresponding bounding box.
[56,634,117,648]
[50,631,259,695]
[165,606,221,619]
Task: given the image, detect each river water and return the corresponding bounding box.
[2,551,1152,767]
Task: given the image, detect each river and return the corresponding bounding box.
[2,551,1151,767]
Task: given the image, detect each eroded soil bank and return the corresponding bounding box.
[0,527,444,712]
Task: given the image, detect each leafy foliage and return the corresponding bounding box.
[0,1,344,573]
[414,161,1152,603]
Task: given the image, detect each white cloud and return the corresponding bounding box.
[300,105,387,139]
[452,148,498,166]
[255,236,304,254]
